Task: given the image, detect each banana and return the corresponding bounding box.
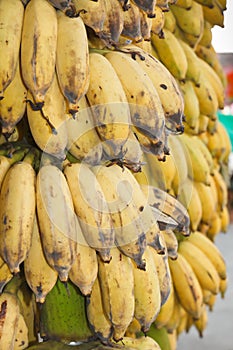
[187,231,227,280]
[154,282,175,329]
[24,215,58,304]
[178,79,200,130]
[198,20,213,48]
[120,129,143,172]
[151,6,165,37]
[161,229,178,260]
[170,1,204,38]
[146,324,171,350]
[165,289,182,332]
[202,0,224,27]
[178,27,203,49]
[39,279,93,343]
[220,205,230,233]
[191,135,214,174]
[139,9,153,41]
[64,162,114,262]
[68,235,98,296]
[20,0,57,105]
[121,1,143,42]
[168,252,203,319]
[178,177,203,232]
[26,72,68,159]
[216,121,232,165]
[66,95,103,165]
[0,160,36,274]
[133,0,157,17]
[0,255,13,293]
[97,246,135,341]
[194,0,214,7]
[216,0,227,11]
[174,0,193,8]
[13,312,29,350]
[72,0,106,35]
[164,9,177,33]
[156,0,169,11]
[198,114,209,134]
[212,168,228,212]
[101,0,124,44]
[0,292,21,349]
[219,276,228,298]
[140,184,190,235]
[47,0,72,11]
[194,180,217,226]
[117,335,162,349]
[118,44,185,133]
[0,60,27,133]
[132,246,161,333]
[206,211,222,241]
[86,277,113,343]
[151,28,188,81]
[105,50,166,148]
[86,52,131,160]
[36,164,78,282]
[0,0,24,98]
[149,245,172,306]
[178,239,220,294]
[56,10,89,115]
[193,304,208,338]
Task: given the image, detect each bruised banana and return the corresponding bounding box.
[105,50,166,150]
[154,282,175,329]
[120,129,143,172]
[64,162,114,262]
[133,0,157,17]
[36,164,78,282]
[46,0,72,11]
[0,161,36,274]
[101,0,124,44]
[161,229,178,260]
[56,10,89,114]
[92,163,147,269]
[139,9,153,41]
[20,0,57,105]
[0,60,27,133]
[0,0,24,98]
[151,6,165,37]
[86,52,131,159]
[24,215,58,304]
[117,335,162,349]
[202,0,224,27]
[97,246,135,341]
[13,312,29,350]
[121,1,143,43]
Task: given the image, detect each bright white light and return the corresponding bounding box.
[211,1,233,53]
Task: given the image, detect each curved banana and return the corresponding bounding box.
[199,20,213,48]
[0,255,13,293]
[0,0,24,98]
[97,246,135,341]
[133,0,157,17]
[47,0,72,11]
[120,129,143,172]
[86,52,131,160]
[118,335,161,349]
[121,1,143,42]
[0,148,27,189]
[154,282,175,329]
[0,161,36,274]
[64,162,114,262]
[13,312,29,350]
[24,215,58,304]
[161,229,178,260]
[164,9,177,33]
[202,0,224,27]
[178,239,220,294]
[20,0,57,105]
[139,9,153,41]
[101,0,124,44]
[165,290,182,332]
[36,164,78,282]
[178,80,200,131]
[151,6,165,37]
[194,180,217,226]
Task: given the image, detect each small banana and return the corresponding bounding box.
[64,162,114,262]
[164,9,176,33]
[97,246,135,341]
[24,215,58,304]
[161,229,178,260]
[86,52,131,160]
[0,161,36,274]
[20,0,57,105]
[36,164,78,282]
[0,0,24,98]
[56,10,89,114]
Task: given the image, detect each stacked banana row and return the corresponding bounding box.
[0,0,231,349]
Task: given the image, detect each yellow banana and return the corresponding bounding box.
[139,9,153,41]
[97,246,135,341]
[66,95,103,165]
[156,0,169,11]
[219,276,228,298]
[56,10,89,115]
[154,282,175,329]
[165,290,182,332]
[0,60,27,133]
[120,129,143,172]
[118,44,185,133]
[198,114,209,134]
[118,335,162,349]
[178,79,200,130]
[86,52,131,160]
[212,168,228,212]
[101,0,124,44]
[0,255,13,293]
[132,246,161,332]
[202,0,224,27]
[193,304,208,338]
[86,276,113,343]
[20,0,57,105]
[178,239,220,294]
[105,50,166,149]
[46,0,72,11]
[13,312,29,350]
[206,211,222,241]
[68,235,98,296]
[24,215,58,304]
[121,1,143,42]
[179,27,203,50]
[0,161,36,274]
[198,20,213,48]
[151,28,188,81]
[191,135,214,174]
[161,229,178,260]
[174,0,193,8]
[194,180,217,226]
[187,231,227,280]
[0,292,21,349]
[133,0,157,17]
[164,9,177,33]
[216,121,232,165]
[36,164,78,282]
[194,0,214,7]
[220,205,230,233]
[168,252,203,319]
[64,162,114,262]
[151,6,165,37]
[0,0,24,98]
[26,72,68,159]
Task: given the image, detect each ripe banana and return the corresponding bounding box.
[179,239,220,294]
[0,0,24,98]
[117,335,162,349]
[194,180,217,225]
[101,0,124,44]
[165,289,182,332]
[105,50,166,148]
[64,162,114,262]
[86,52,131,160]
[47,0,72,11]
[164,9,177,33]
[68,235,98,296]
[13,312,29,350]
[193,304,208,338]
[199,20,213,48]
[202,0,224,27]
[174,0,192,8]
[132,246,161,333]
[151,6,165,37]
[139,9,153,41]
[26,72,68,159]
[97,246,135,341]
[0,255,13,293]
[24,215,58,304]
[161,229,178,260]
[36,164,78,282]
[220,205,230,233]
[120,129,143,172]
[151,28,188,81]
[0,160,36,274]
[168,252,203,319]
[133,0,157,17]
[20,0,57,105]
[154,282,175,329]
[121,1,143,42]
